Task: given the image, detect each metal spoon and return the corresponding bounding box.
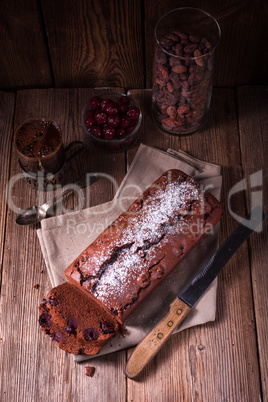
[16,174,99,226]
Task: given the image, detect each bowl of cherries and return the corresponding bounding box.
[82,92,142,151]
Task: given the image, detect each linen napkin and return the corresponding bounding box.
[37,143,222,361]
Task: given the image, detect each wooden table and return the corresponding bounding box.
[0,87,267,401]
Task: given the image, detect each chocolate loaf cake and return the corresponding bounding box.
[65,169,223,323]
[38,283,122,355]
[39,169,222,355]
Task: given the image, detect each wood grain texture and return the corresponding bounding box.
[126,88,262,401]
[0,87,266,401]
[237,86,268,401]
[144,0,268,88]
[0,92,15,285]
[41,0,144,88]
[0,0,267,89]
[0,0,53,89]
[0,88,127,401]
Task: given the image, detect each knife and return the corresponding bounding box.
[125,205,265,379]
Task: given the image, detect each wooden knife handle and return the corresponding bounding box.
[125,297,191,379]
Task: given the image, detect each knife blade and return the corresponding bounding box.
[125,205,265,379]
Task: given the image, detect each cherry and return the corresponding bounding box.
[100,98,111,111]
[119,95,130,105]
[118,98,128,113]
[103,125,116,140]
[85,110,95,128]
[89,125,102,138]
[65,319,77,334]
[52,332,63,342]
[126,125,136,134]
[85,117,95,128]
[120,113,131,128]
[107,113,121,127]
[86,109,95,118]
[118,103,127,113]
[94,109,107,125]
[126,118,139,133]
[127,106,140,120]
[116,127,126,139]
[47,298,59,306]
[39,313,52,328]
[106,102,120,115]
[89,96,101,110]
[84,328,99,341]
[101,321,115,334]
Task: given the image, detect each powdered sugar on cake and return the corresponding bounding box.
[92,179,203,307]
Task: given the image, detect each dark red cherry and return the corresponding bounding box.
[52,332,63,342]
[85,110,95,128]
[94,109,107,125]
[65,319,77,334]
[84,328,99,341]
[116,127,126,139]
[89,125,102,138]
[89,96,101,110]
[126,118,138,133]
[118,100,128,113]
[120,114,131,128]
[85,117,95,128]
[86,109,95,119]
[106,102,120,115]
[107,113,121,127]
[101,321,115,334]
[119,104,127,113]
[47,298,59,306]
[100,98,111,111]
[39,313,52,328]
[119,95,130,105]
[127,106,140,120]
[103,125,116,140]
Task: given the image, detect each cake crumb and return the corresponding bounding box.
[33,283,39,289]
[85,366,95,377]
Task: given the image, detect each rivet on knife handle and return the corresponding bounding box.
[125,298,191,379]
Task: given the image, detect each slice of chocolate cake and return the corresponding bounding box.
[39,283,122,355]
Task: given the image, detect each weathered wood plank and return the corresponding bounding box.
[41,0,144,89]
[0,88,127,401]
[126,88,261,401]
[237,85,268,401]
[0,0,53,89]
[0,91,15,284]
[0,87,265,401]
[1,0,267,90]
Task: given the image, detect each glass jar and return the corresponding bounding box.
[152,7,221,135]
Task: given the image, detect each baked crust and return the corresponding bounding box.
[65,169,223,322]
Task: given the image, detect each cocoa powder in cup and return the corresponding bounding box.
[152,8,220,135]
